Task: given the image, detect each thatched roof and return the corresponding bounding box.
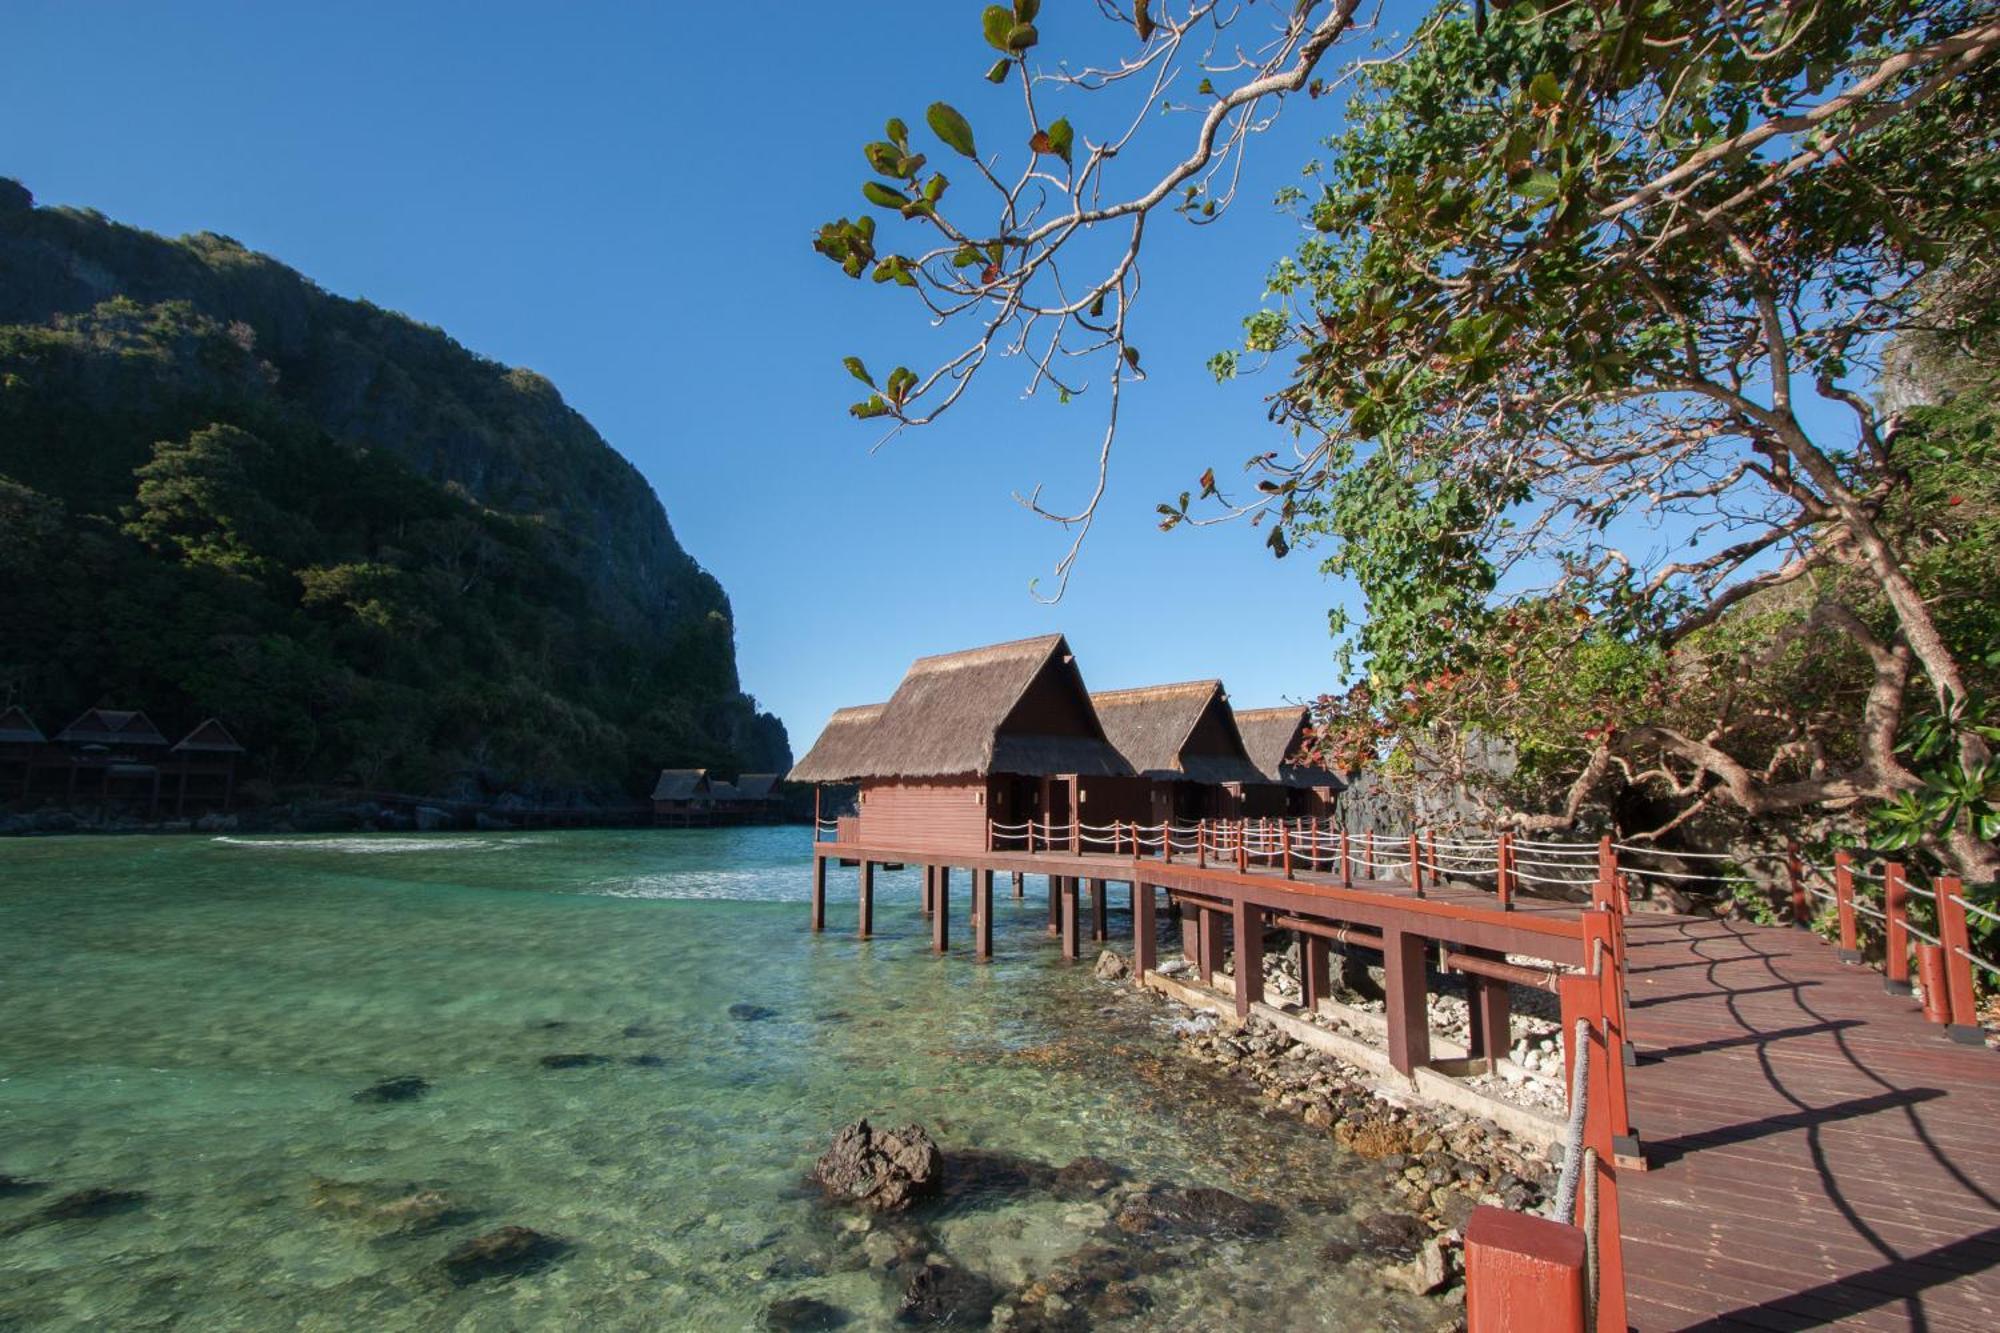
[787,703,887,782]
[651,768,709,802]
[57,708,167,747]
[1091,680,1264,785]
[0,706,44,745]
[1234,705,1344,791]
[707,779,740,801]
[734,773,780,801]
[791,635,1129,781]
[172,718,245,754]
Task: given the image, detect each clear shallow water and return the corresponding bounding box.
[0,828,1445,1330]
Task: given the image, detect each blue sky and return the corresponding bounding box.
[8,3,1412,755]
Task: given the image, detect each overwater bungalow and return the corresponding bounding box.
[787,634,1129,854]
[51,707,170,806]
[1084,680,1265,827]
[651,768,712,824]
[1234,704,1344,819]
[0,705,47,801]
[169,718,245,814]
[726,772,783,822]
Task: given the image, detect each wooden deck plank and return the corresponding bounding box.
[1619,914,2000,1331]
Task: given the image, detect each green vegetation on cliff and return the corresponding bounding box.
[0,179,788,799]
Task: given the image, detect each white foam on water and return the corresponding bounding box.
[210,835,513,855]
[589,867,791,902]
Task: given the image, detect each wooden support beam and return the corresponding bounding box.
[1198,906,1226,989]
[1180,899,1200,964]
[1134,882,1156,975]
[922,864,935,917]
[1232,899,1264,1020]
[1464,948,1513,1063]
[858,861,874,939]
[1060,878,1080,960]
[1047,874,1061,935]
[976,869,994,962]
[1383,925,1431,1075]
[1012,870,1024,897]
[810,855,827,933]
[1300,931,1330,1012]
[933,866,950,954]
[1089,878,1108,942]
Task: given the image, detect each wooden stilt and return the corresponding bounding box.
[1048,874,1061,934]
[1180,901,1199,963]
[933,867,950,954]
[1198,907,1226,989]
[1060,878,1080,960]
[922,865,935,917]
[1134,882,1156,975]
[976,869,994,961]
[1089,878,1108,942]
[1384,925,1430,1074]
[810,855,827,932]
[858,861,874,939]
[1465,948,1512,1065]
[1301,931,1330,1012]
[1013,870,1025,898]
[1232,899,1264,1020]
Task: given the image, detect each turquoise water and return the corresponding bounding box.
[0,828,1446,1329]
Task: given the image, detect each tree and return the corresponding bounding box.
[815,2,2000,880]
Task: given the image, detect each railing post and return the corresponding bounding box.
[1237,828,1248,874]
[1426,831,1439,886]
[1497,832,1515,911]
[1916,942,1951,1024]
[1557,956,1630,1333]
[1594,836,1617,913]
[1197,819,1207,869]
[1408,834,1423,897]
[1883,862,1912,995]
[1786,839,1807,927]
[1833,850,1859,962]
[1340,829,1352,887]
[1465,1208,1588,1333]
[1163,821,1174,865]
[1282,824,1294,879]
[1936,877,1984,1044]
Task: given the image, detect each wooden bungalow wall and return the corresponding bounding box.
[856,779,989,853]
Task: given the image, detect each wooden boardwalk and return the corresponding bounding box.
[1619,915,2000,1331]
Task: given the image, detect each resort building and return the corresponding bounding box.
[1234,704,1344,819]
[1,707,248,814]
[0,705,47,801]
[651,769,712,824]
[1084,680,1265,826]
[787,634,1129,854]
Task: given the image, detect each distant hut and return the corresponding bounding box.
[0,705,46,801]
[787,634,1128,853]
[733,773,782,823]
[169,718,245,814]
[1086,680,1265,826]
[1235,705,1344,819]
[651,769,712,825]
[54,707,169,807]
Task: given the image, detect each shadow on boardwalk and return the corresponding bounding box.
[1618,916,2000,1331]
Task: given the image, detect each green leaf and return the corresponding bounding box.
[1527,72,1562,107]
[985,57,1012,83]
[927,102,978,158]
[1122,345,1141,371]
[842,356,875,388]
[885,118,909,151]
[1007,22,1038,52]
[1515,169,1561,203]
[1013,0,1039,21]
[850,395,891,420]
[981,5,1013,52]
[862,181,908,209]
[1046,117,1074,165]
[864,142,902,177]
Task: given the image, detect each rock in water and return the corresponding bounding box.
[812,1120,942,1213]
[352,1075,430,1103]
[1112,1186,1283,1240]
[763,1295,850,1330]
[729,1003,779,1022]
[538,1053,610,1069]
[440,1225,568,1286]
[896,1260,999,1326]
[0,1174,49,1198]
[1380,1237,1451,1295]
[38,1187,147,1221]
[1093,949,1130,981]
